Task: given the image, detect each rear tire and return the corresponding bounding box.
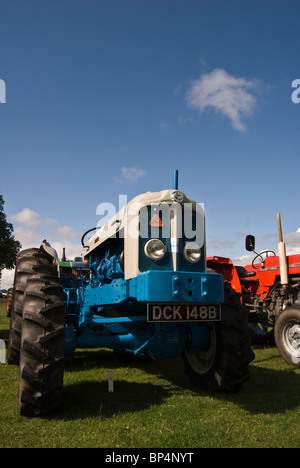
[7,247,57,365]
[18,275,65,417]
[274,307,300,367]
[183,284,255,393]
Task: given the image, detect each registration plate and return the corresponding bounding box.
[147,303,221,322]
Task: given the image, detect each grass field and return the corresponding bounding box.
[1,297,300,448]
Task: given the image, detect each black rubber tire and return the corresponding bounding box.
[274,307,300,367]
[7,247,57,365]
[183,283,255,393]
[18,274,65,417]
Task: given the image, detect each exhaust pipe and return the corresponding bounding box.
[277,213,288,286]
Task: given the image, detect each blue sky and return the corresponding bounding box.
[1,0,300,287]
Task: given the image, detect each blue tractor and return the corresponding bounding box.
[8,172,254,416]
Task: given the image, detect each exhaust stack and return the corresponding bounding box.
[277,213,288,286]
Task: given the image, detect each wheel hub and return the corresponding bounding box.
[289,325,300,349]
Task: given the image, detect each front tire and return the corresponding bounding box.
[18,275,65,417]
[274,307,300,367]
[183,284,255,393]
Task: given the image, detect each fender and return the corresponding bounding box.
[207,256,242,294]
[40,240,60,274]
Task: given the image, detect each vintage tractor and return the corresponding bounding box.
[208,214,300,368]
[8,171,254,417]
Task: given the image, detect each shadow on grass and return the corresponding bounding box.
[65,348,189,389]
[0,329,9,342]
[49,380,172,421]
[210,363,300,416]
[59,348,300,419]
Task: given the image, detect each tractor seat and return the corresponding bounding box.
[240,278,259,286]
[235,265,257,279]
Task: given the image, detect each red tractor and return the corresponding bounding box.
[207,214,300,367]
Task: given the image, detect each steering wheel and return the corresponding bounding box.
[252,250,276,269]
[81,227,97,246]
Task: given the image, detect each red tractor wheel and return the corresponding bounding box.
[274,307,300,367]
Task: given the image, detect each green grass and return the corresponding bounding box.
[1,297,300,448]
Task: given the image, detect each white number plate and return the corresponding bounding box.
[147,304,221,322]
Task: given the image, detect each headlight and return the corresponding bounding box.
[144,239,166,261]
[183,242,202,263]
[171,191,184,203]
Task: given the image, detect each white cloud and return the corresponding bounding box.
[185,68,261,131]
[227,229,300,266]
[159,121,170,129]
[43,217,59,226]
[52,226,79,240]
[1,209,82,289]
[1,269,15,290]
[283,231,300,256]
[10,208,40,227]
[178,115,193,125]
[113,166,146,183]
[232,254,254,266]
[51,241,81,262]
[13,225,44,247]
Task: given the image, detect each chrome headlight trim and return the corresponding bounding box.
[183,242,202,264]
[144,239,166,262]
[171,191,184,203]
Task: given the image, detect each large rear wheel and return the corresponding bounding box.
[8,247,57,365]
[18,274,65,417]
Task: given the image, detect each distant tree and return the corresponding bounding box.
[0,195,21,269]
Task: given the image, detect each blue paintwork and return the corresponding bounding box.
[62,173,224,362]
[173,169,178,190]
[77,270,223,308]
[129,270,224,303]
[63,269,223,360]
